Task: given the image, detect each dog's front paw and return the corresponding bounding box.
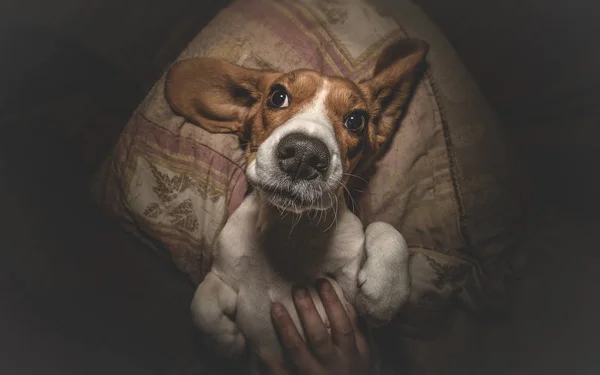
[355,267,409,326]
[191,272,246,358]
[355,222,411,326]
[206,315,246,358]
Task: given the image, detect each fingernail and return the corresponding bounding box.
[317,278,331,292]
[293,286,308,299]
[272,303,284,317]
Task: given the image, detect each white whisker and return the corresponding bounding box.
[289,211,302,237]
[339,180,358,215]
[324,191,338,233]
[342,172,367,184]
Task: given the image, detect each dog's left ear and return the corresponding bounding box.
[165,58,280,134]
[360,38,429,152]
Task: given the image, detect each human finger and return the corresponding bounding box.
[345,303,370,357]
[316,279,356,353]
[292,286,336,363]
[270,302,320,373]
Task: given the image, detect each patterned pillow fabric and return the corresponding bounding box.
[91,0,531,338]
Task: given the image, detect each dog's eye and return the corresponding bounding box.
[268,87,290,108]
[344,111,366,133]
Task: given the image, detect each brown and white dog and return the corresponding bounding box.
[165,38,429,372]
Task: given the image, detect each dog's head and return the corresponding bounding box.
[165,39,428,213]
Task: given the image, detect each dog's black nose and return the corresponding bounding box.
[276,133,330,181]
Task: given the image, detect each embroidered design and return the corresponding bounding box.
[425,255,471,290]
[143,203,163,219]
[193,175,225,202]
[141,159,225,232]
[168,199,199,232]
[146,159,223,203]
[148,161,193,203]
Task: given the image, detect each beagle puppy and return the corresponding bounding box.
[165,37,429,373]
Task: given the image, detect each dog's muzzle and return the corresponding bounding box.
[276,133,330,181]
[246,122,342,212]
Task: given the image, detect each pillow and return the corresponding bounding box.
[91,0,531,340]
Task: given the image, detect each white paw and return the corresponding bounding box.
[206,314,246,357]
[355,222,411,326]
[191,272,246,358]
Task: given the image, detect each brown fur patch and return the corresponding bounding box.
[324,77,370,173]
[244,70,324,161]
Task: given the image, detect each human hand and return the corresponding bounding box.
[260,279,371,375]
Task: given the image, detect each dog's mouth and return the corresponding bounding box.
[250,179,338,213]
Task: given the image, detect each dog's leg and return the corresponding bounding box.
[355,222,410,326]
[190,271,246,357]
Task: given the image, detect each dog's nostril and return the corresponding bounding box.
[276,144,296,160]
[304,153,327,173]
[314,160,328,173]
[276,133,330,181]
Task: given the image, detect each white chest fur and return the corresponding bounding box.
[212,191,364,354]
[190,190,411,369]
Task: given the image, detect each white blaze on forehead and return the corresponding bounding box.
[294,80,332,130]
[272,79,340,159]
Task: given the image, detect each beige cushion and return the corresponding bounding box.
[91,0,531,343]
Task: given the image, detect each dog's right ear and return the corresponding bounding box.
[165,58,280,134]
